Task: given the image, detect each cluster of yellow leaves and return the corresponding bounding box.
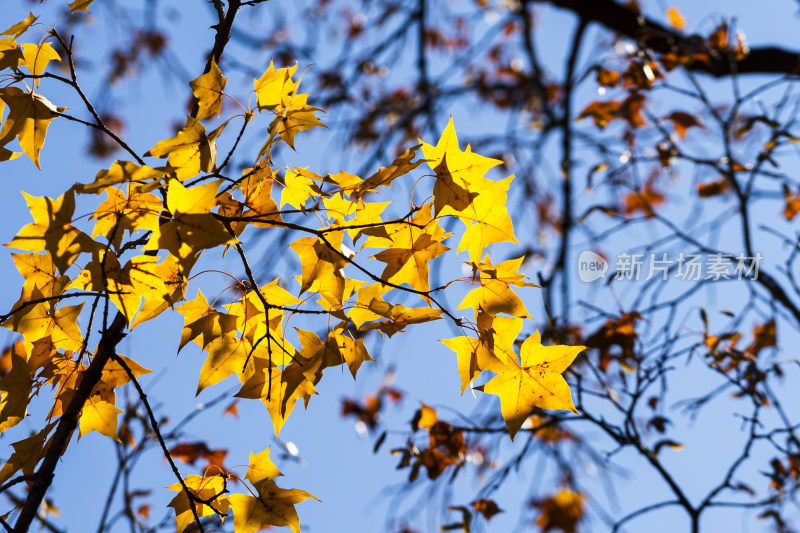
[168,447,317,533]
[0,8,583,532]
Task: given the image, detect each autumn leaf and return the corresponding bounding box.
[1,12,37,39]
[666,7,686,31]
[472,499,503,521]
[476,331,584,440]
[276,92,326,149]
[254,60,298,110]
[371,204,451,297]
[0,87,66,169]
[0,354,32,433]
[79,400,123,442]
[421,117,502,217]
[229,480,318,533]
[75,160,169,195]
[21,42,61,87]
[665,110,703,140]
[457,255,536,319]
[144,180,236,272]
[441,312,522,393]
[245,446,283,485]
[697,177,729,198]
[144,116,224,180]
[190,58,228,120]
[167,474,230,533]
[68,0,96,12]
[533,489,585,533]
[0,421,55,485]
[0,37,24,70]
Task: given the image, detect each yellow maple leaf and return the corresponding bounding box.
[6,189,100,272]
[229,480,318,533]
[76,160,169,195]
[440,312,522,393]
[371,204,450,297]
[190,58,227,120]
[90,186,162,249]
[68,0,96,12]
[421,117,502,216]
[245,446,283,486]
[10,251,69,307]
[1,12,37,39]
[0,354,32,433]
[476,331,584,440]
[280,167,322,209]
[254,60,298,110]
[21,42,60,87]
[0,421,55,485]
[0,37,24,70]
[144,116,224,180]
[167,474,230,533]
[3,295,84,353]
[455,174,518,262]
[457,255,537,318]
[130,254,187,329]
[0,87,66,169]
[145,180,236,273]
[79,400,123,441]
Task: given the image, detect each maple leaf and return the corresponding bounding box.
[10,252,69,308]
[167,474,230,533]
[68,0,96,12]
[101,354,151,388]
[454,174,518,263]
[0,354,32,433]
[6,188,100,272]
[3,294,84,353]
[290,232,348,298]
[476,331,584,440]
[1,12,37,39]
[0,421,55,485]
[0,87,66,169]
[276,92,326,149]
[457,255,537,318]
[21,42,60,87]
[533,489,585,533]
[441,312,522,393]
[421,117,502,216]
[350,283,443,336]
[371,204,451,297]
[197,333,265,394]
[351,145,424,200]
[229,480,318,533]
[176,290,237,351]
[254,60,298,110]
[280,167,322,209]
[236,357,316,435]
[79,400,123,442]
[75,160,169,194]
[145,180,236,273]
[90,186,162,249]
[665,110,703,140]
[245,446,283,485]
[472,499,503,521]
[130,254,187,328]
[0,37,24,70]
[144,116,224,180]
[190,58,228,120]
